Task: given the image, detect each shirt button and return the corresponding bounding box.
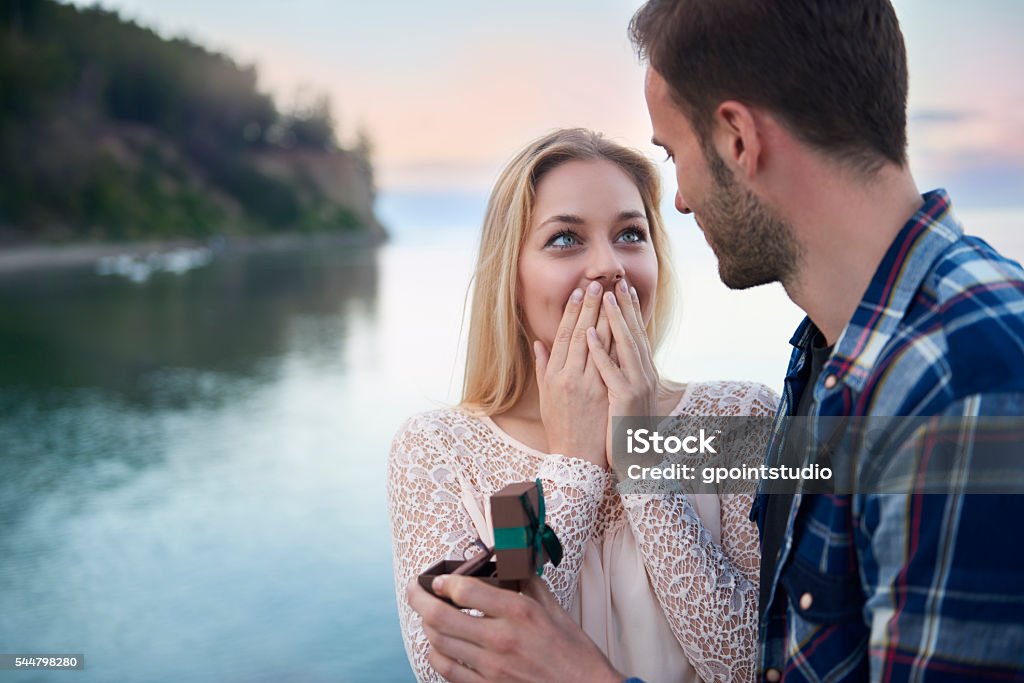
[765,669,782,682]
[800,592,814,610]
[823,375,837,389]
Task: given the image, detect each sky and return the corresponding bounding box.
[72,0,1024,206]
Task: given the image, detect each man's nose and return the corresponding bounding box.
[675,190,692,215]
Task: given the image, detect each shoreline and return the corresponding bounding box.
[0,230,388,275]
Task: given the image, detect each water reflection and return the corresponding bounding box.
[0,245,381,531]
[0,243,413,683]
[0,246,379,401]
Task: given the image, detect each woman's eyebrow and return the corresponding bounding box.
[619,210,647,222]
[538,214,585,229]
[537,210,646,230]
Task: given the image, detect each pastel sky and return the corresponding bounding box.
[75,0,1023,205]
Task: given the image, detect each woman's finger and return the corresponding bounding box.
[565,281,604,374]
[619,283,656,379]
[595,305,612,354]
[586,326,627,390]
[533,340,549,388]
[584,309,607,385]
[547,287,584,371]
[603,291,643,377]
[614,280,645,342]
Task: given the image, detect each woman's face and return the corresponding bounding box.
[518,159,659,350]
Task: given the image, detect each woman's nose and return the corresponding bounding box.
[585,243,626,286]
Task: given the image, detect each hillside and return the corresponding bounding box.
[0,0,385,243]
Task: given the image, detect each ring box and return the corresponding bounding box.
[417,481,556,606]
[418,558,521,606]
[490,481,549,580]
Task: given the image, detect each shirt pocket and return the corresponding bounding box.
[780,554,864,624]
[779,555,871,680]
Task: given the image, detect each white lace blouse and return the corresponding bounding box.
[387,380,780,683]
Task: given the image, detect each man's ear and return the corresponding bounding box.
[712,101,761,181]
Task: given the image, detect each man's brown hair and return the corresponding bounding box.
[630,0,909,173]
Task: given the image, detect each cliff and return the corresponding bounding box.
[0,0,385,244]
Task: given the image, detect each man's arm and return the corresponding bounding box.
[407,575,626,683]
[859,393,1024,679]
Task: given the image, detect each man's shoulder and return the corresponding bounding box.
[886,234,1024,405]
[928,235,1024,389]
[923,233,1024,306]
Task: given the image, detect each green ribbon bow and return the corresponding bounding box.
[492,479,564,576]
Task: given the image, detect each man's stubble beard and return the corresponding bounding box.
[700,148,803,290]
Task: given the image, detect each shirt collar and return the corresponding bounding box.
[823,188,962,392]
[788,316,816,350]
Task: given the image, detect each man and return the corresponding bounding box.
[407,1,1024,680]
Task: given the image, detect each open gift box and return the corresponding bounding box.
[418,479,563,606]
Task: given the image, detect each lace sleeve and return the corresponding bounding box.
[387,412,611,682]
[386,414,480,683]
[621,493,758,682]
[718,493,761,587]
[748,382,782,419]
[720,382,778,584]
[618,381,780,683]
[534,455,609,609]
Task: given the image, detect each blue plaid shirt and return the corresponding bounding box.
[752,189,1024,681]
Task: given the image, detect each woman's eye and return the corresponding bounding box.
[618,227,648,244]
[546,231,580,249]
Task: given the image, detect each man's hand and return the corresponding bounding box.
[407,574,625,683]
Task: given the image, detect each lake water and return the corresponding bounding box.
[0,191,1020,682]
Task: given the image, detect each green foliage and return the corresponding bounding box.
[270,91,337,151]
[212,161,303,227]
[76,155,226,239]
[0,0,375,241]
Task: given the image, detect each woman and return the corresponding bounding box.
[387,129,777,682]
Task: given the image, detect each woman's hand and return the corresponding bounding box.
[585,280,660,466]
[533,280,611,468]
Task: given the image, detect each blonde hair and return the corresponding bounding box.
[461,128,677,415]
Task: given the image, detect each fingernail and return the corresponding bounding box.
[618,279,628,293]
[587,327,598,342]
[587,281,602,296]
[604,291,618,307]
[570,288,583,303]
[630,286,638,299]
[433,575,446,592]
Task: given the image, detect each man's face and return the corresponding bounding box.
[644,68,801,289]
